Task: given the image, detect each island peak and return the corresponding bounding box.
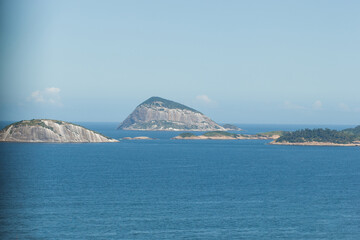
[118,97,225,131]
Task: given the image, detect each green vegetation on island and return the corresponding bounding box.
[178,132,197,138]
[173,131,279,140]
[7,119,56,133]
[175,126,360,144]
[141,96,200,113]
[173,131,240,139]
[203,131,238,138]
[257,131,287,137]
[342,126,360,140]
[275,127,359,144]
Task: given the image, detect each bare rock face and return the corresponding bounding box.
[118,97,225,131]
[0,119,118,143]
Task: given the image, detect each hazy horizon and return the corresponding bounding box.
[1,0,359,125]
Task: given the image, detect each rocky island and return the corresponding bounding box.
[122,136,154,140]
[0,119,118,143]
[173,131,281,140]
[270,126,360,146]
[118,96,226,131]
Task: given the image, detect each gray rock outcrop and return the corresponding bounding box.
[0,119,118,142]
[118,97,225,131]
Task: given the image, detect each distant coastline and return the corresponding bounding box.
[270,141,360,147]
[271,127,360,147]
[172,131,280,140]
[1,120,359,147]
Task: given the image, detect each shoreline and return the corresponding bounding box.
[119,128,229,131]
[269,141,360,147]
[172,135,278,140]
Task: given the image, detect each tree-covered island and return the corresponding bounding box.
[271,126,360,146]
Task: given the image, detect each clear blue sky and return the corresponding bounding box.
[1,0,359,124]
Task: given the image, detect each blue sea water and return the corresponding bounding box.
[0,123,359,239]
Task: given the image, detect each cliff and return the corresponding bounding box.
[118,97,225,131]
[0,119,118,143]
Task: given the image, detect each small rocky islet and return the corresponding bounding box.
[121,136,155,140]
[172,131,281,140]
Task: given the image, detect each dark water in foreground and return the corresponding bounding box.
[0,123,359,239]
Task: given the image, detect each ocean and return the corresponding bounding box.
[0,123,359,239]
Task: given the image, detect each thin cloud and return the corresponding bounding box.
[283,101,306,110]
[196,95,213,104]
[338,103,360,113]
[45,87,61,94]
[28,87,62,106]
[30,90,44,102]
[338,103,351,112]
[312,100,322,110]
[283,100,325,110]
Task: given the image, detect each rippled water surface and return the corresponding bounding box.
[1,123,359,239]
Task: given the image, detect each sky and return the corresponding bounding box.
[1,0,359,124]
